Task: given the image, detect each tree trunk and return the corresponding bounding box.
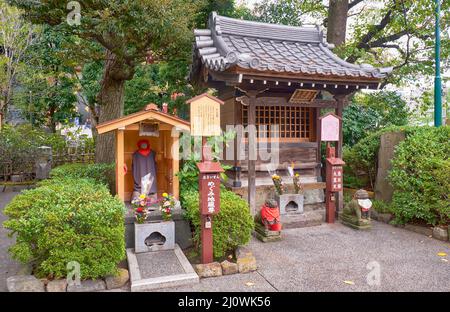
[327,0,349,47]
[95,50,134,164]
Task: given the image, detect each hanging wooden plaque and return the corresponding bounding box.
[186,93,224,137]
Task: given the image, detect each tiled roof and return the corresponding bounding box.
[193,12,392,80]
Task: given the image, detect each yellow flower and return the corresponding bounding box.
[295,173,299,177]
[139,194,146,199]
[162,192,169,198]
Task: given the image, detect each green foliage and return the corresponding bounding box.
[3,178,126,279]
[343,125,415,189]
[343,91,409,147]
[177,131,235,195]
[372,199,392,214]
[182,188,254,259]
[50,163,115,193]
[252,0,326,26]
[0,124,67,174]
[388,126,450,226]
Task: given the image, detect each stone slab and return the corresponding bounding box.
[432,227,449,241]
[105,268,129,290]
[280,210,323,229]
[195,262,223,278]
[127,245,199,292]
[46,279,67,292]
[221,260,238,275]
[375,131,405,202]
[6,275,45,292]
[66,279,106,292]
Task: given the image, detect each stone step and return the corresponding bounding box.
[281,210,324,229]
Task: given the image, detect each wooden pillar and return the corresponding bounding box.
[315,107,322,178]
[116,128,125,201]
[334,95,346,215]
[172,130,180,199]
[247,92,257,215]
[233,99,242,187]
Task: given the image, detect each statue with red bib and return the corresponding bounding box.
[132,139,157,201]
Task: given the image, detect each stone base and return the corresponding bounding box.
[340,214,371,230]
[134,220,175,253]
[253,223,282,242]
[125,205,193,250]
[127,245,199,291]
[275,193,304,214]
[281,210,323,229]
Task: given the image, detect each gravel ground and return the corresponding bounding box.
[1,190,449,292]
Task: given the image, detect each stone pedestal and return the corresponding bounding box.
[254,223,281,242]
[340,213,371,230]
[275,194,304,214]
[134,220,175,253]
[35,146,52,180]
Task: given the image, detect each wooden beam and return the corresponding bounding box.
[116,129,125,202]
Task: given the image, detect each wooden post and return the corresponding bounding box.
[334,95,346,216]
[233,99,242,187]
[172,131,180,199]
[116,129,125,201]
[247,92,257,215]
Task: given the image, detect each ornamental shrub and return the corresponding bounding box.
[343,125,416,189]
[182,188,254,259]
[3,178,125,279]
[50,163,115,193]
[388,126,450,226]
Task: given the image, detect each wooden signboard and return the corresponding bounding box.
[320,112,341,142]
[186,93,224,137]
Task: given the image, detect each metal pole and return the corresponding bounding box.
[434,0,442,127]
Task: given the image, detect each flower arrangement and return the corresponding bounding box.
[293,173,304,194]
[271,174,286,195]
[131,194,154,224]
[159,192,175,221]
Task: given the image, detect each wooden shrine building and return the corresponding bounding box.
[190,12,391,213]
[96,105,190,202]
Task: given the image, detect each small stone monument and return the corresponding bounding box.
[341,189,372,230]
[254,199,282,242]
[35,146,52,180]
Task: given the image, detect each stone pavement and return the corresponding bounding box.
[1,190,449,292]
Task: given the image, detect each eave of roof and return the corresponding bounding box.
[96,109,190,135]
[192,12,392,84]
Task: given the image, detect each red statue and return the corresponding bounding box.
[260,199,281,231]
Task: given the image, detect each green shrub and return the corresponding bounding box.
[182,188,254,259]
[50,163,115,193]
[372,199,392,214]
[388,126,450,226]
[343,125,416,189]
[3,178,125,279]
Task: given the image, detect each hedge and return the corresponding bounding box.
[3,178,125,279]
[181,188,254,259]
[50,163,115,193]
[388,126,450,226]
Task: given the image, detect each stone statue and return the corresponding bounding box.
[341,189,372,230]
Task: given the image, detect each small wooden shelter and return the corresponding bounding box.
[96,105,190,202]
